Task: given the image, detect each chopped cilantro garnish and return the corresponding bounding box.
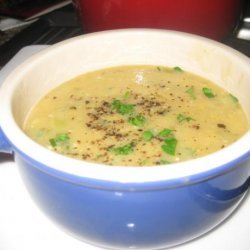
[202,87,215,98]
[142,130,154,141]
[161,138,177,156]
[56,133,69,141]
[49,133,70,148]
[177,113,195,123]
[123,91,131,99]
[184,147,197,157]
[128,115,146,127]
[173,66,183,72]
[94,154,103,160]
[158,128,173,138]
[112,143,134,155]
[185,86,196,99]
[159,159,171,165]
[139,159,150,166]
[49,138,57,147]
[112,99,134,115]
[229,93,239,103]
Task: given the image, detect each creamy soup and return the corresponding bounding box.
[24,65,249,166]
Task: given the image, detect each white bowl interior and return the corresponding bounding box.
[12,30,250,125]
[1,29,250,183]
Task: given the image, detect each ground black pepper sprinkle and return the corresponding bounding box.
[24,65,249,167]
[192,124,200,130]
[217,123,226,129]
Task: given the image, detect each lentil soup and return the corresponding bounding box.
[24,65,249,166]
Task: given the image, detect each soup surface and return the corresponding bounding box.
[24,65,249,166]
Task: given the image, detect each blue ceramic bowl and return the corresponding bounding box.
[0,29,249,249]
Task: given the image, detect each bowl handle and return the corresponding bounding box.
[0,126,12,154]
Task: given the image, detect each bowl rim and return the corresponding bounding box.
[0,28,250,186]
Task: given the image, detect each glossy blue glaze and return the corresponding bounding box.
[15,153,250,250]
[0,126,12,153]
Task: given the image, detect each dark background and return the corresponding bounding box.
[0,1,249,69]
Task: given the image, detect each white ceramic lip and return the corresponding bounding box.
[0,29,250,184]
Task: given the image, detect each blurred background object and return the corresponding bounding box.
[0,0,249,69]
[72,0,244,41]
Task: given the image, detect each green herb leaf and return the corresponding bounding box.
[202,87,215,98]
[173,66,183,72]
[177,113,195,123]
[142,130,154,141]
[49,138,57,147]
[139,159,149,166]
[159,159,171,165]
[185,86,196,99]
[123,91,131,99]
[229,93,239,103]
[56,133,70,141]
[49,133,70,147]
[158,128,173,138]
[112,143,134,155]
[112,99,134,115]
[128,115,146,127]
[184,147,197,157]
[161,138,177,156]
